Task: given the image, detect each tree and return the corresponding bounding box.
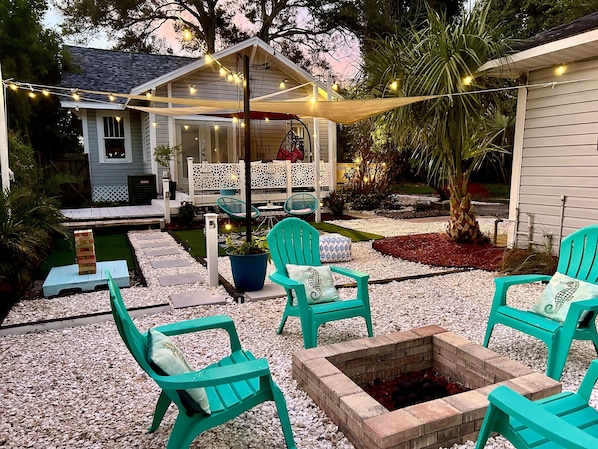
[0,0,82,155]
[483,0,598,40]
[364,3,512,243]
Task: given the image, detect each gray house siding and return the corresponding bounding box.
[87,109,149,202]
[514,59,598,252]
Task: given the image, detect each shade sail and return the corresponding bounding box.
[80,89,437,124]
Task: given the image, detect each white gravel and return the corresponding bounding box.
[1,216,596,449]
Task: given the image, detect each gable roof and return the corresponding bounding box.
[479,12,598,78]
[61,46,195,104]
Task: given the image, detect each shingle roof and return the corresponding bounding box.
[516,11,598,51]
[61,45,196,103]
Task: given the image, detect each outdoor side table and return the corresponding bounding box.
[257,204,283,231]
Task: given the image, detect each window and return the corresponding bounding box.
[97,111,132,163]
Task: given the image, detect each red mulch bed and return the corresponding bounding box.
[373,233,505,271]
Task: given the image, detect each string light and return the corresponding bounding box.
[279,80,287,89]
[115,115,122,122]
[227,74,234,82]
[182,28,193,41]
[72,92,80,100]
[145,92,152,99]
[219,67,227,77]
[204,54,213,64]
[42,89,50,97]
[108,94,115,102]
[264,117,269,122]
[462,75,473,86]
[28,91,36,99]
[390,81,398,90]
[332,81,339,91]
[184,124,190,130]
[232,117,239,123]
[9,83,18,91]
[555,64,566,76]
[189,85,197,94]
[152,121,157,128]
[214,124,219,130]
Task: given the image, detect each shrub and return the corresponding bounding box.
[322,191,346,216]
[350,191,390,211]
[177,201,197,227]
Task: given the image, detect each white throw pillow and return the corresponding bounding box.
[530,272,598,323]
[285,264,340,305]
[147,328,211,415]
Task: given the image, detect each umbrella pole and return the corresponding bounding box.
[243,54,252,242]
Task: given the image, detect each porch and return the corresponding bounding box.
[184,159,332,207]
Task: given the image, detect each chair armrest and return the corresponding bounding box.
[487,386,598,449]
[492,274,552,308]
[578,359,598,401]
[156,358,271,389]
[152,315,242,353]
[330,266,369,281]
[269,272,302,289]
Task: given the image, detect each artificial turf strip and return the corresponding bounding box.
[172,229,228,258]
[38,233,136,278]
[310,222,383,241]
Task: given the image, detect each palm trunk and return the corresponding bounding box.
[447,174,482,243]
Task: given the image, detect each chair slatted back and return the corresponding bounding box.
[267,218,321,276]
[557,225,598,283]
[106,271,154,375]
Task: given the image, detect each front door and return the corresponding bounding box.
[177,121,234,189]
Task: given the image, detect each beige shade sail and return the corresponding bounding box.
[79,89,437,124]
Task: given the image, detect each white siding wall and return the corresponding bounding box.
[514,59,598,252]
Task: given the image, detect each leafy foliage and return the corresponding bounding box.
[363,3,513,242]
[322,191,347,216]
[224,235,269,256]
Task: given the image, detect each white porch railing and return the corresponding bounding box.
[187,158,331,206]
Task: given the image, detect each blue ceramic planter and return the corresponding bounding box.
[228,252,269,292]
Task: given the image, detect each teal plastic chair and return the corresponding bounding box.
[483,224,598,380]
[476,358,598,448]
[283,192,318,219]
[106,271,296,449]
[266,217,374,349]
[216,196,260,233]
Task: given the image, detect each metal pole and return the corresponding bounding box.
[0,62,10,192]
[243,54,252,242]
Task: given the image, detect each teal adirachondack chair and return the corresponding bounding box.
[476,358,598,448]
[483,224,598,380]
[106,271,296,449]
[267,217,374,349]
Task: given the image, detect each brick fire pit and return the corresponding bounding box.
[292,325,561,449]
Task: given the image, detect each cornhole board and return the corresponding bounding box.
[43,260,129,297]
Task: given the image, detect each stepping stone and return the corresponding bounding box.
[244,283,286,301]
[158,272,203,286]
[139,241,171,249]
[136,233,166,240]
[170,291,226,308]
[151,259,190,269]
[145,247,180,257]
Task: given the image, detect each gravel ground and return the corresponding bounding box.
[1,216,596,449]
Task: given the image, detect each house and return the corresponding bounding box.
[60,37,340,205]
[479,12,598,253]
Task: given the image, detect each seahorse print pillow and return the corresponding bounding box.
[530,272,598,323]
[286,264,340,305]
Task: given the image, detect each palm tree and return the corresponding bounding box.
[364,2,512,242]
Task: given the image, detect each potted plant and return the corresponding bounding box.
[154,144,180,200]
[224,235,270,292]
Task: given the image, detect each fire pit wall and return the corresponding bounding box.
[292,325,561,449]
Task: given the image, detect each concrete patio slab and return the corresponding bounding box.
[139,241,171,249]
[158,272,203,286]
[244,283,286,301]
[170,291,226,308]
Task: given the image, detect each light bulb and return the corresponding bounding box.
[28,92,36,99]
[219,67,227,77]
[279,80,286,89]
[204,54,213,64]
[189,85,196,94]
[72,93,80,100]
[115,115,122,122]
[152,121,157,128]
[332,82,339,91]
[146,92,152,98]
[108,94,115,102]
[555,65,566,76]
[390,81,398,90]
[462,75,473,85]
[9,83,18,91]
[183,29,192,41]
[42,89,50,96]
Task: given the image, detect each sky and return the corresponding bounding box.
[43,8,362,81]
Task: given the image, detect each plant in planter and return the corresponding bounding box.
[224,235,270,292]
[177,201,197,227]
[154,144,181,200]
